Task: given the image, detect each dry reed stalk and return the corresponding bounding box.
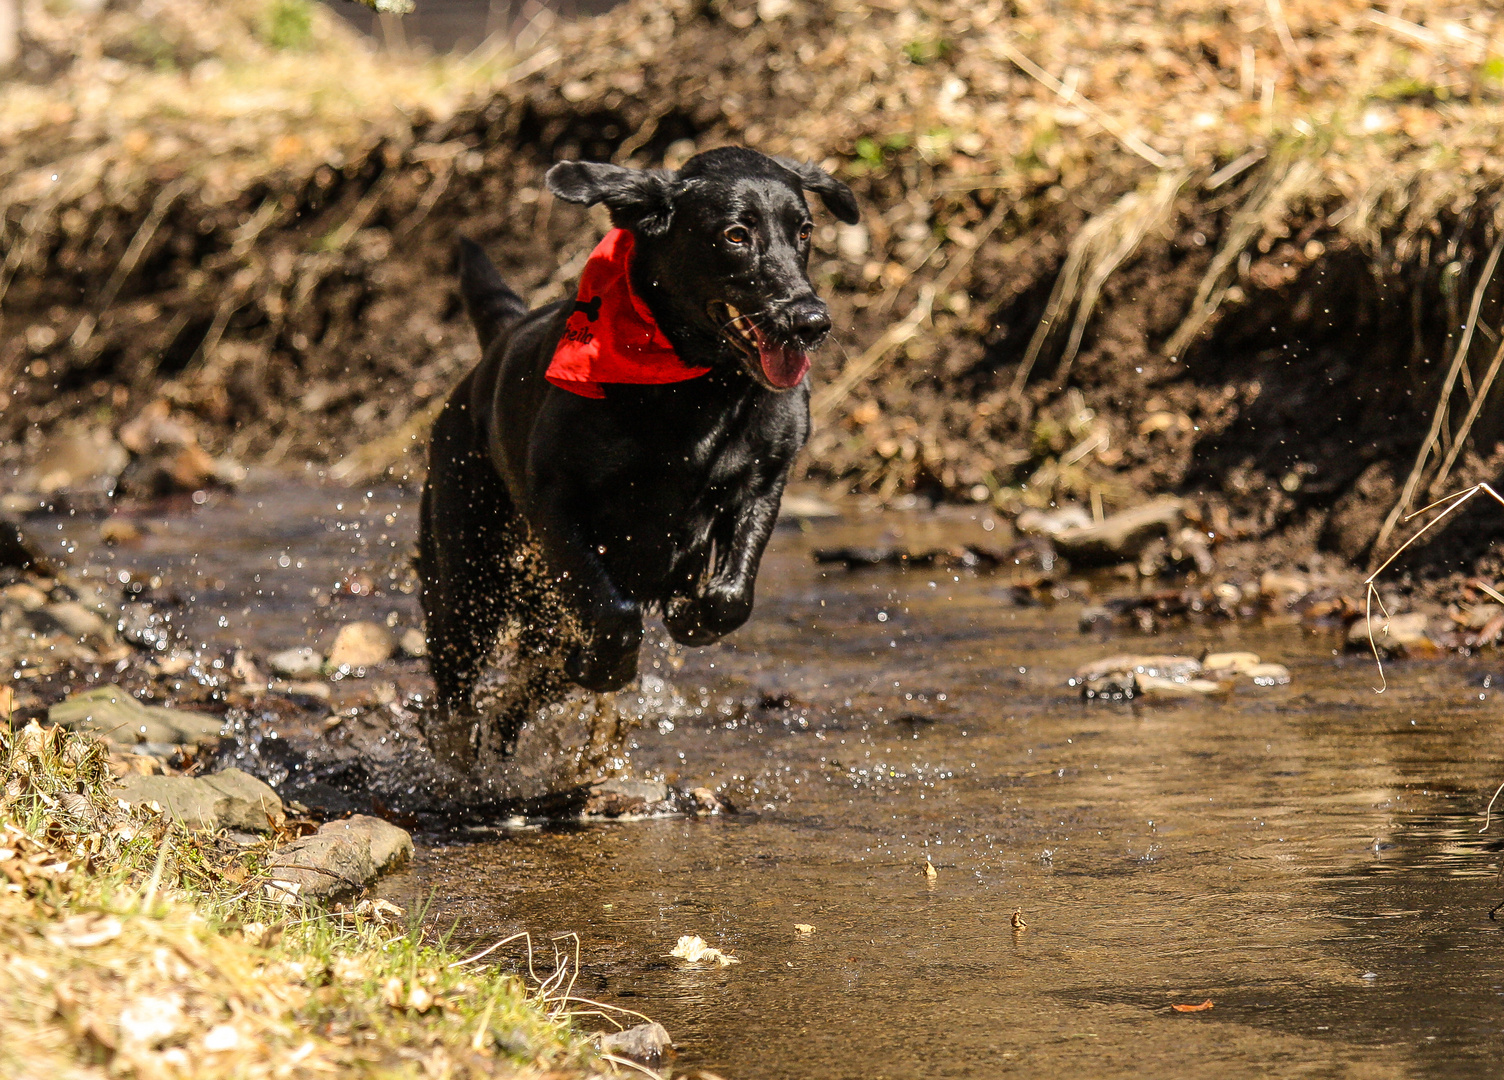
[1161,155,1319,361]
[1432,335,1504,496]
[1010,169,1189,398]
[70,177,189,350]
[1373,233,1504,558]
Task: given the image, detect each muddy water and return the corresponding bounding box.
[42,485,1504,1078]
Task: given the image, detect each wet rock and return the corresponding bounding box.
[229,650,263,684]
[1134,674,1227,699]
[813,545,1006,571]
[1458,603,1504,631]
[115,768,284,831]
[688,787,725,815]
[1259,570,1310,608]
[1200,651,1262,675]
[778,492,840,520]
[268,646,324,679]
[1199,651,1292,686]
[1347,612,1438,657]
[1080,670,1136,701]
[326,622,392,672]
[264,814,413,903]
[1245,663,1291,686]
[583,778,673,818]
[116,400,245,497]
[1050,498,1185,567]
[18,426,129,496]
[397,627,427,659]
[1075,655,1203,701]
[1,581,48,611]
[1016,504,1093,537]
[29,600,112,643]
[269,679,332,702]
[51,685,224,748]
[99,518,142,545]
[1075,654,1202,683]
[599,1022,673,1067]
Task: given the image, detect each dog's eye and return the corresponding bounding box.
[723,225,751,246]
[798,223,812,243]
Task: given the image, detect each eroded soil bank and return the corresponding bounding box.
[5,0,1504,593]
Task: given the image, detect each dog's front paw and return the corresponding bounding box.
[565,600,642,692]
[664,586,752,646]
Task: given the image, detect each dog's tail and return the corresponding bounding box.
[457,237,528,353]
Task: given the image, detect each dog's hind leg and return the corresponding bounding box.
[418,390,518,749]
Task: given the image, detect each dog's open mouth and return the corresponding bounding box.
[709,301,810,390]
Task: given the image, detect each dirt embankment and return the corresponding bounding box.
[3,0,1504,583]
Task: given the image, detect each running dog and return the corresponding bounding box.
[418,146,859,750]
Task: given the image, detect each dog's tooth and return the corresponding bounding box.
[725,303,741,319]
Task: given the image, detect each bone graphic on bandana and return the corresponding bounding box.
[571,296,603,322]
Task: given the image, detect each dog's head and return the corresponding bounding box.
[545,146,860,391]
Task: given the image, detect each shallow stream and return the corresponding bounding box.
[40,484,1504,1078]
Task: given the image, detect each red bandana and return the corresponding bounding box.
[545,229,711,399]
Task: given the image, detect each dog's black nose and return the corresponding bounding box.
[790,303,831,348]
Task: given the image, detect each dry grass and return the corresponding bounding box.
[0,722,613,1079]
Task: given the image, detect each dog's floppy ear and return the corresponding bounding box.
[775,158,861,225]
[545,161,677,236]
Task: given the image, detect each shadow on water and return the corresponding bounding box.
[37,482,1504,1077]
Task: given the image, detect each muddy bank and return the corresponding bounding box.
[3,0,1504,590]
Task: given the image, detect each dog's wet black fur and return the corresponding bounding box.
[418,147,859,750]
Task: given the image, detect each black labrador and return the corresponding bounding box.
[418,146,859,749]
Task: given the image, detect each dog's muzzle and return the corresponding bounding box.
[710,299,828,390]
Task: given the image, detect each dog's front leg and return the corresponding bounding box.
[527,482,643,693]
[664,477,787,646]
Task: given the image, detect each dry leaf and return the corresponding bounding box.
[117,992,186,1047]
[382,976,404,1008]
[353,897,405,924]
[671,934,740,966]
[794,924,815,934]
[1172,1000,1214,1012]
[45,913,122,948]
[203,1024,241,1052]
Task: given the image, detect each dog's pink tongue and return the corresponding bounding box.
[757,340,810,389]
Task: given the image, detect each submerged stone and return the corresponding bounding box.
[599,1022,673,1067]
[326,622,392,671]
[1347,612,1436,657]
[1075,654,1202,683]
[268,646,324,679]
[397,627,428,658]
[1200,651,1262,674]
[583,778,673,818]
[1135,674,1227,699]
